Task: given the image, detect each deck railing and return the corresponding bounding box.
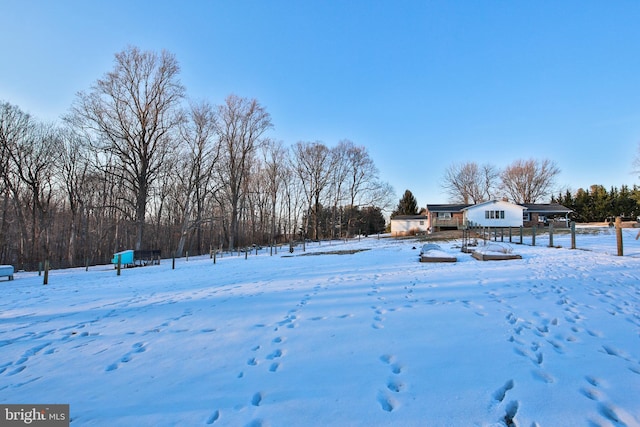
[432,218,462,229]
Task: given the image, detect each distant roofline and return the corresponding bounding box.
[427,202,572,213]
[391,214,427,220]
[519,203,573,213]
[426,204,471,212]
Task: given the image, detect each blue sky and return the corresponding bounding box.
[2,1,640,207]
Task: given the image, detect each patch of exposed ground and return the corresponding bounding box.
[296,249,371,256]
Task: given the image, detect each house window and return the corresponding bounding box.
[437,212,451,219]
[485,210,505,219]
[523,212,530,221]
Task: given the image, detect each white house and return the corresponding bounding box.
[462,200,525,228]
[390,215,428,236]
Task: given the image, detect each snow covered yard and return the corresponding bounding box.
[1,228,639,426]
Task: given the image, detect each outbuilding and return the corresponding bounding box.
[390,215,428,236]
[111,250,134,267]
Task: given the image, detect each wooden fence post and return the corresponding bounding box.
[532,226,536,246]
[616,217,623,256]
[43,260,49,285]
[519,226,523,244]
[117,254,122,276]
[549,223,554,247]
[570,221,576,249]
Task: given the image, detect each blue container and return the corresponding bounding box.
[111,250,134,266]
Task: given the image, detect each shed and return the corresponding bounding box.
[0,265,14,281]
[462,200,525,228]
[390,215,428,236]
[111,250,134,266]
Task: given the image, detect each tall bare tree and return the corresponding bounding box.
[280,159,305,244]
[334,140,393,236]
[57,127,91,266]
[215,94,272,251]
[442,162,498,204]
[500,158,560,203]
[6,120,61,264]
[0,102,32,264]
[327,141,351,238]
[173,101,220,257]
[292,141,335,241]
[69,46,185,250]
[261,139,287,253]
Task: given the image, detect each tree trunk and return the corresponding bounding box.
[135,180,148,250]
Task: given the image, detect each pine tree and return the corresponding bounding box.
[391,190,419,218]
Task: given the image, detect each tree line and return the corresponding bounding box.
[552,185,640,223]
[0,46,393,270]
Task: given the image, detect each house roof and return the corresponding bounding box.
[426,204,471,212]
[520,203,572,214]
[461,200,525,211]
[391,215,427,220]
[426,202,572,214]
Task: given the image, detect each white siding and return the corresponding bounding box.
[464,201,524,227]
[390,218,428,235]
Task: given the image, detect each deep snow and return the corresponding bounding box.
[1,227,639,426]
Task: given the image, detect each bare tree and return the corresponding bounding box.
[173,101,220,257]
[69,46,185,250]
[327,141,351,238]
[261,139,287,253]
[336,140,393,236]
[500,158,560,203]
[57,127,91,266]
[292,141,335,241]
[5,119,62,264]
[215,94,272,251]
[442,162,498,204]
[280,158,305,245]
[0,102,32,264]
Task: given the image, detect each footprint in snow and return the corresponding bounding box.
[493,379,514,403]
[376,391,396,412]
[387,379,405,393]
[206,409,220,425]
[251,392,263,406]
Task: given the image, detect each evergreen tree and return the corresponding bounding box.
[561,185,640,222]
[616,185,638,219]
[391,190,419,218]
[360,206,386,235]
